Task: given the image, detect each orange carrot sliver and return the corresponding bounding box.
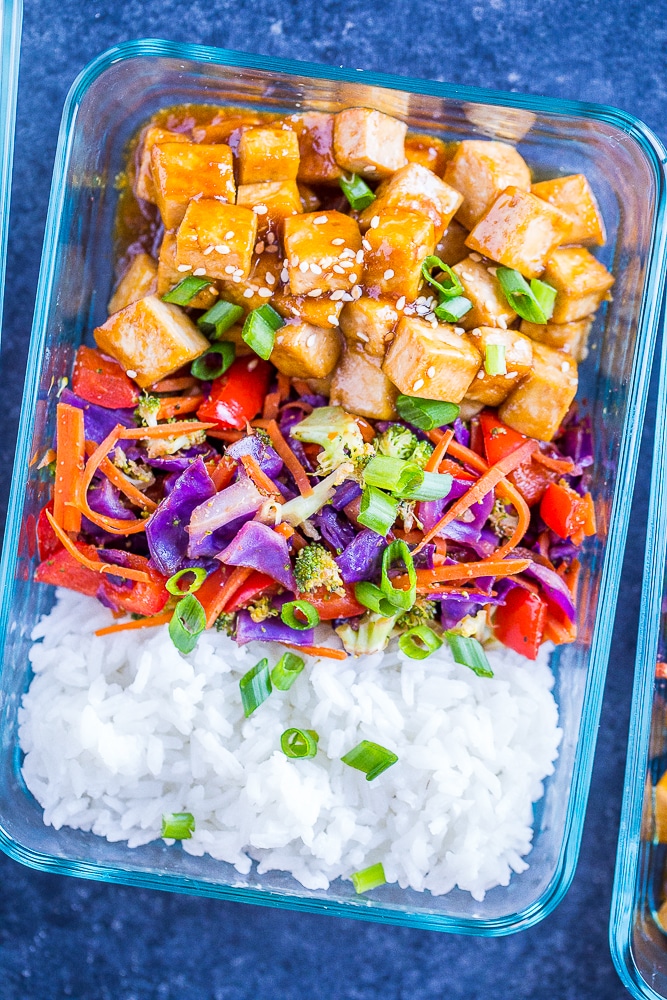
[262,389,281,421]
[277,372,291,400]
[54,403,85,533]
[256,419,313,497]
[284,643,348,661]
[394,557,531,592]
[211,454,237,491]
[95,611,173,637]
[121,420,215,440]
[149,376,198,393]
[201,565,253,629]
[207,429,245,442]
[274,522,294,540]
[425,427,454,473]
[240,454,283,498]
[492,478,532,562]
[45,510,152,582]
[96,453,157,513]
[446,438,489,475]
[156,395,204,421]
[532,451,576,474]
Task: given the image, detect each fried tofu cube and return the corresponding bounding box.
[93,295,209,388]
[466,187,571,279]
[283,211,362,295]
[271,290,343,329]
[107,252,158,314]
[290,112,343,185]
[333,108,407,180]
[151,142,236,229]
[520,316,594,361]
[452,256,517,331]
[217,253,283,314]
[338,296,398,357]
[542,247,614,324]
[444,139,531,230]
[464,327,534,406]
[236,180,302,238]
[531,174,606,246]
[359,163,462,242]
[382,316,482,403]
[175,200,257,281]
[270,321,341,379]
[135,126,189,203]
[330,347,398,420]
[157,232,219,310]
[363,210,436,301]
[404,133,450,174]
[498,342,578,441]
[435,220,471,267]
[237,127,300,184]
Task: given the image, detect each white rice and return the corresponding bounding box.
[18,588,561,901]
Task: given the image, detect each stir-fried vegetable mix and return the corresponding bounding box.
[35,103,606,670]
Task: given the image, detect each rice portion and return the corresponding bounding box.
[19,589,561,901]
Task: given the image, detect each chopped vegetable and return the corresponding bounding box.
[444,631,493,677]
[162,274,213,305]
[492,587,547,661]
[399,625,443,659]
[339,172,376,211]
[280,599,320,630]
[161,813,195,839]
[242,304,284,360]
[271,652,306,691]
[351,862,386,894]
[290,405,371,474]
[169,593,206,654]
[239,658,272,716]
[395,395,460,432]
[341,740,398,781]
[280,728,319,759]
[197,300,244,339]
[294,542,345,595]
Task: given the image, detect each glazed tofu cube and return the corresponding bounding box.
[498,342,578,441]
[531,174,606,246]
[464,327,534,406]
[363,210,436,301]
[107,252,158,314]
[382,316,482,403]
[236,180,302,238]
[435,220,471,267]
[444,139,531,230]
[93,294,209,388]
[270,321,341,379]
[283,211,362,295]
[157,232,219,310]
[452,256,517,331]
[271,290,343,329]
[330,347,398,420]
[176,200,257,281]
[333,108,407,180]
[404,133,450,175]
[217,253,283,314]
[359,163,462,241]
[290,112,343,185]
[520,316,594,361]
[338,296,399,357]
[465,187,571,279]
[542,247,614,323]
[191,114,262,144]
[135,126,189,203]
[237,127,300,184]
[151,142,236,229]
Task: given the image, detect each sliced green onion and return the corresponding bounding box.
[395,395,460,432]
[399,625,443,659]
[380,539,416,612]
[162,275,212,305]
[421,256,464,300]
[354,581,397,616]
[434,295,473,322]
[358,485,399,537]
[445,631,493,677]
[242,304,284,360]
[339,173,376,211]
[161,812,195,839]
[239,657,272,716]
[351,862,386,894]
[484,343,507,377]
[191,342,236,380]
[398,471,453,502]
[363,455,422,495]
[271,651,306,690]
[197,299,244,339]
[496,267,557,325]
[280,728,319,759]
[165,567,208,597]
[169,593,206,654]
[341,740,398,781]
[280,600,320,631]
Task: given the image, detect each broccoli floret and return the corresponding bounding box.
[488,499,519,540]
[335,612,399,657]
[396,598,437,632]
[448,609,488,640]
[375,424,419,461]
[290,406,374,475]
[215,612,237,636]
[410,439,434,469]
[247,596,280,623]
[135,393,161,428]
[295,542,345,595]
[111,447,156,490]
[253,428,272,448]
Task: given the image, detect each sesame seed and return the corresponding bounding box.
[247,359,259,371]
[327,315,338,324]
[255,241,265,254]
[461,271,474,281]
[276,335,284,345]
[484,299,494,310]
[341,248,356,259]
[413,378,424,391]
[498,317,508,330]
[313,215,328,225]
[427,365,436,378]
[383,269,394,280]
[333,264,345,274]
[363,165,375,174]
[425,311,435,322]
[469,252,481,262]
[349,273,358,283]
[310,263,322,274]
[258,288,272,298]
[267,232,276,244]
[370,216,380,229]
[224,265,235,274]
[362,238,372,251]
[253,205,268,215]
[396,296,406,310]
[561,361,570,371]
[232,275,241,283]
[265,245,278,253]
[454,326,464,334]
[177,264,192,272]
[472,328,481,335]
[234,268,244,277]
[351,285,363,299]
[331,237,345,246]
[299,261,309,273]
[281,269,289,283]
[290,256,299,267]
[126,369,137,379]
[341,292,354,302]
[215,245,230,254]
[357,331,369,342]
[355,249,364,264]
[225,231,235,240]
[243,288,254,298]
[193,267,206,276]
[266,273,276,285]
[506,371,519,379]
[477,370,485,379]
[306,334,316,347]
[330,289,345,301]
[307,289,323,297]
[487,266,498,276]
[203,246,214,256]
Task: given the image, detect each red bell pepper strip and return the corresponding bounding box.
[507,460,558,508]
[493,586,547,661]
[480,411,527,467]
[225,571,277,613]
[36,502,62,561]
[72,345,140,409]
[35,544,104,598]
[540,482,596,542]
[197,358,272,430]
[98,552,169,616]
[298,585,366,621]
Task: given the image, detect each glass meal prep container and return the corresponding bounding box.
[0,0,21,337]
[0,39,665,937]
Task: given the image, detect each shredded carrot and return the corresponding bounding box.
[149,376,198,393]
[490,478,532,562]
[392,529,423,545]
[274,522,295,540]
[156,395,204,421]
[45,510,152,582]
[211,454,237,491]
[557,557,581,600]
[291,378,313,397]
[207,429,245,442]
[240,454,283,498]
[446,438,489,475]
[201,565,254,629]
[93,451,157,513]
[532,451,576,474]
[425,428,454,473]
[393,557,531,593]
[121,420,215,439]
[355,417,376,443]
[437,458,476,481]
[255,419,313,497]
[95,611,173,636]
[262,387,282,421]
[54,403,85,532]
[543,616,577,645]
[284,643,348,661]
[277,372,291,400]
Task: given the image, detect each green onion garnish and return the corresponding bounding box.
[169,593,206,654]
[380,539,416,612]
[280,728,319,759]
[496,267,557,325]
[351,862,387,894]
[191,342,236,381]
[280,600,320,631]
[399,625,443,659]
[242,304,284,360]
[341,740,398,781]
[239,657,273,716]
[339,173,376,211]
[434,295,473,323]
[357,485,399,536]
[421,256,465,300]
[445,631,493,677]
[484,343,507,377]
[161,812,195,839]
[395,395,460,432]
[162,275,212,305]
[197,299,244,339]
[271,651,306,691]
[354,581,396,617]
[363,455,422,495]
[165,567,208,597]
[398,470,453,502]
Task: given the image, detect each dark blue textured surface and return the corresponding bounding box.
[1,2,665,997]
